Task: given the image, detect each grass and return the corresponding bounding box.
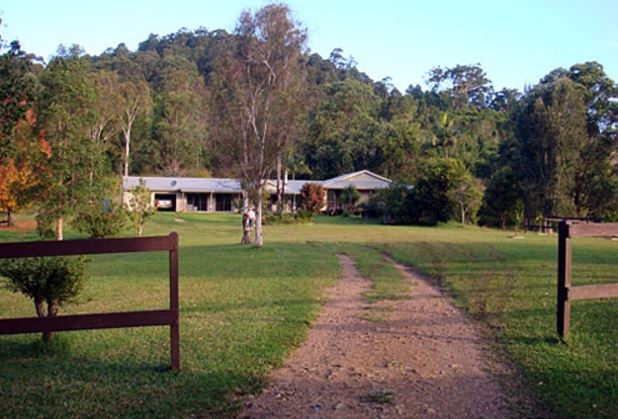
[360,390,395,404]
[0,213,617,418]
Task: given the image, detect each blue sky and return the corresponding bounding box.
[1,0,616,92]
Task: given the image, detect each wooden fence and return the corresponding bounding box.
[557,221,618,338]
[0,232,180,370]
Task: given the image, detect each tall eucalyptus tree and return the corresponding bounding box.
[210,3,309,247]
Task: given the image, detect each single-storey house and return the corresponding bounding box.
[322,171,392,214]
[122,170,391,214]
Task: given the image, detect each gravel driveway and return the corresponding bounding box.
[240,254,542,418]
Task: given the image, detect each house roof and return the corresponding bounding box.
[322,170,391,190]
[263,179,308,195]
[123,176,243,194]
[124,170,391,195]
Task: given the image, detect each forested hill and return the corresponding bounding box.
[2,15,617,228]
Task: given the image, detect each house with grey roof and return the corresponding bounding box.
[123,170,391,214]
[322,170,392,214]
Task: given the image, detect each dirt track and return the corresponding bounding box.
[239,255,542,418]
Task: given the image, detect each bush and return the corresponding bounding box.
[299,183,326,214]
[0,256,89,341]
[359,199,385,219]
[362,183,411,224]
[72,199,127,238]
[35,209,57,239]
[262,209,314,225]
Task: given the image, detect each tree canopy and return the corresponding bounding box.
[0,4,616,234]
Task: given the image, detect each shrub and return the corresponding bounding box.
[73,199,127,238]
[359,198,385,219]
[262,209,313,225]
[35,209,57,239]
[0,256,89,341]
[299,183,325,214]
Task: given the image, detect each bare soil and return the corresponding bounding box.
[0,219,36,232]
[240,254,542,418]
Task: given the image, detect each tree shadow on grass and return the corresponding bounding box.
[0,334,258,418]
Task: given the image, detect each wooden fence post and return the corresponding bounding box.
[169,232,180,371]
[556,221,571,339]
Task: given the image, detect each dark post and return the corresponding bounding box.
[557,221,572,339]
[169,232,180,371]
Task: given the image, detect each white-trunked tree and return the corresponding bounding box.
[210,3,309,247]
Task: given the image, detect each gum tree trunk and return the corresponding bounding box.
[255,194,264,248]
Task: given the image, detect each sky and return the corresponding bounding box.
[1,0,617,92]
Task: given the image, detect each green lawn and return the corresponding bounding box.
[0,213,616,418]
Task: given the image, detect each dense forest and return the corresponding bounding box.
[1,3,617,234]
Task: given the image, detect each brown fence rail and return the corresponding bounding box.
[557,221,618,338]
[0,232,180,370]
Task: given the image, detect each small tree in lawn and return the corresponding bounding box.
[300,182,325,215]
[125,178,156,236]
[0,256,88,342]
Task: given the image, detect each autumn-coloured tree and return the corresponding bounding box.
[0,161,33,225]
[0,109,52,226]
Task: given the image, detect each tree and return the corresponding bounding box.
[118,77,151,177]
[407,158,467,225]
[427,64,493,109]
[374,118,422,183]
[490,88,522,112]
[0,40,41,161]
[0,256,88,341]
[0,109,52,225]
[152,55,209,176]
[566,62,618,219]
[433,111,456,158]
[87,70,122,182]
[0,38,45,224]
[210,3,309,247]
[0,160,34,225]
[124,178,156,236]
[303,78,382,179]
[448,171,483,224]
[514,77,588,222]
[36,49,99,240]
[478,166,522,229]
